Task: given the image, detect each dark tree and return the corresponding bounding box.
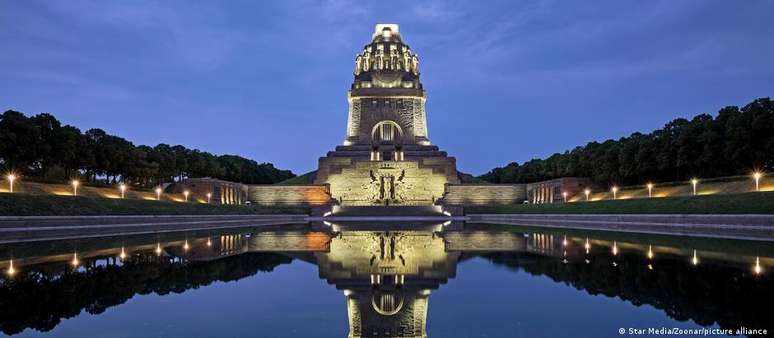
[480,98,774,185]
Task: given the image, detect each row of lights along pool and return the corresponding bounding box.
[565,171,768,202]
[552,234,764,274]
[4,174,214,203]
[4,236,217,277]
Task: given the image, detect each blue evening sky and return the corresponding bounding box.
[1,1,773,175]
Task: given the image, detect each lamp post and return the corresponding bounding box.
[155,187,162,201]
[646,183,653,198]
[753,172,762,192]
[584,188,590,201]
[611,186,618,200]
[71,180,79,196]
[691,178,698,196]
[562,191,568,203]
[183,190,190,202]
[7,174,16,193]
[119,183,126,199]
[206,192,212,204]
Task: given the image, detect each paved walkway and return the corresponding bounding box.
[0,214,307,243]
[469,214,774,241]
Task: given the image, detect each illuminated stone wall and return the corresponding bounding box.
[525,177,592,203]
[440,184,527,205]
[345,96,429,145]
[246,185,332,206]
[321,159,456,206]
[174,178,248,205]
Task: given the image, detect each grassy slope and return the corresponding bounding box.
[466,191,774,214]
[0,194,309,216]
[275,171,317,185]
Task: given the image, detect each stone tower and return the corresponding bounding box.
[344,24,430,147]
[315,24,459,206]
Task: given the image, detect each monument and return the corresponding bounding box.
[242,24,538,208]
[315,24,459,206]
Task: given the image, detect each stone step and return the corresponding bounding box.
[330,205,445,216]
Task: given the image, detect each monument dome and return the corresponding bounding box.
[352,24,422,90]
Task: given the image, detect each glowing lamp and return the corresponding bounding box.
[584,188,591,201]
[206,192,212,204]
[155,187,162,201]
[183,190,190,202]
[691,178,698,195]
[119,183,126,199]
[646,183,654,198]
[71,180,79,196]
[611,186,618,200]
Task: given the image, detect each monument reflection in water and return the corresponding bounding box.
[0,224,772,337]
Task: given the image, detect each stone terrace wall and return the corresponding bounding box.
[247,185,332,206]
[440,184,526,205]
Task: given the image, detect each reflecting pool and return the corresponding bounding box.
[1,223,772,337]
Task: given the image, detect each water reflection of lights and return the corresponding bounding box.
[7,259,15,276]
[691,250,699,266]
[648,264,654,270]
[753,257,762,275]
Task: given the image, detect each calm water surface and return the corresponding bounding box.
[0,223,771,338]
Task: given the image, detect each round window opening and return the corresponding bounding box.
[371,291,404,316]
[372,121,403,144]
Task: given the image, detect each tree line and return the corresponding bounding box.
[480,97,774,185]
[0,110,295,187]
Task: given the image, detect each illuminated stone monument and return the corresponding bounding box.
[245,24,529,208]
[315,24,460,206]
